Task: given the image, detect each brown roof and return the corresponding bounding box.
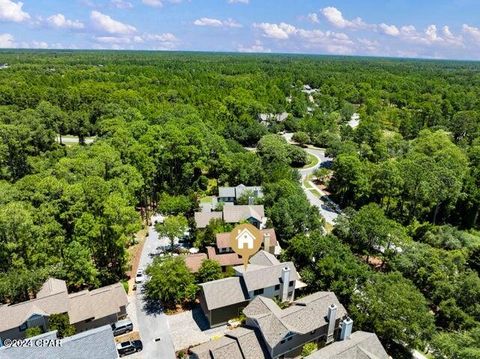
[184,253,208,273]
[216,229,278,250]
[194,211,223,228]
[206,247,243,267]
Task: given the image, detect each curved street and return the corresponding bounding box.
[283,133,340,226]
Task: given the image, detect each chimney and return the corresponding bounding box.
[326,304,337,344]
[339,317,353,340]
[263,233,271,254]
[280,266,291,302]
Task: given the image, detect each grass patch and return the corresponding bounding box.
[302,153,319,169]
[200,196,213,204]
[324,222,334,233]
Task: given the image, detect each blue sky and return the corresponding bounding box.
[1,0,480,59]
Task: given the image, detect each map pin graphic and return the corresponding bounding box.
[229,223,263,271]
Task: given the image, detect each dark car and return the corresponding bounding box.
[116,340,143,357]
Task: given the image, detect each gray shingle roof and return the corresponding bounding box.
[249,250,280,267]
[189,327,268,359]
[200,277,249,310]
[0,279,128,333]
[223,205,264,224]
[234,262,299,292]
[219,187,236,198]
[243,292,347,347]
[0,325,117,359]
[304,331,389,359]
[194,211,223,228]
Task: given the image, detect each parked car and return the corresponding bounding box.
[116,340,143,357]
[111,318,133,336]
[135,269,145,284]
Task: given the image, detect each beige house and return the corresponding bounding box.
[0,278,128,343]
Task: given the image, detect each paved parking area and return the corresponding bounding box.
[167,307,227,351]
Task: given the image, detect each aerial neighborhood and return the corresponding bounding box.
[1,40,480,359]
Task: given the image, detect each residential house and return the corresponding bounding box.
[194,204,266,229]
[198,251,305,327]
[243,292,347,358]
[223,205,266,229]
[185,228,280,273]
[189,326,269,359]
[218,184,263,203]
[0,278,128,342]
[0,325,118,359]
[257,113,289,126]
[305,331,389,359]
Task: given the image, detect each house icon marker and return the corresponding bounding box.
[236,228,256,249]
[229,223,263,270]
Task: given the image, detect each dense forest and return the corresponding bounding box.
[0,50,479,358]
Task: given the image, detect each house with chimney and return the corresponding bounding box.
[190,289,389,359]
[194,204,266,229]
[198,251,306,327]
[0,278,128,343]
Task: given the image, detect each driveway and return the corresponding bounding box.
[168,307,227,351]
[127,214,176,359]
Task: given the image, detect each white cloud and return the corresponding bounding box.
[93,32,179,50]
[142,0,181,7]
[253,22,296,39]
[321,6,368,30]
[47,14,84,30]
[194,17,242,28]
[463,24,480,42]
[228,0,249,3]
[143,33,177,42]
[90,10,136,34]
[379,23,400,36]
[238,40,270,53]
[0,33,14,48]
[0,0,30,22]
[30,41,49,49]
[307,13,319,24]
[111,0,133,9]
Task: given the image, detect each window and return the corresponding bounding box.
[84,318,94,323]
[19,323,27,332]
[289,281,294,287]
[275,284,280,290]
[310,330,316,335]
[253,288,264,295]
[287,336,293,341]
[280,339,286,344]
[288,291,293,297]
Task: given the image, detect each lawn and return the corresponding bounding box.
[302,153,319,169]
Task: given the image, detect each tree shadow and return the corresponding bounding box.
[142,297,164,315]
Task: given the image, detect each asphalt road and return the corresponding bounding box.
[128,215,176,359]
[283,133,340,225]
